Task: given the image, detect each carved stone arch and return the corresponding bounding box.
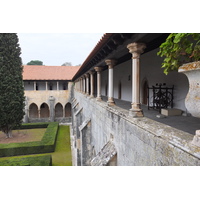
[29,103,39,118]
[65,102,72,117]
[55,102,63,118]
[141,77,149,105]
[40,103,50,118]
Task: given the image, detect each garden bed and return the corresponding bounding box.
[0,122,59,157]
[0,128,46,144]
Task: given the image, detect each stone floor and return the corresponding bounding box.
[101,96,200,135]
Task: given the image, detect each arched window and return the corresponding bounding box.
[29,103,39,118]
[40,103,50,118]
[55,103,63,118]
[65,103,72,117]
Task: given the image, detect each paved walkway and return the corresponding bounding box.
[101,96,200,135]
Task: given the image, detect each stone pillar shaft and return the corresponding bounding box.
[80,78,82,92]
[85,74,89,95]
[46,82,48,91]
[34,81,36,91]
[57,81,59,90]
[127,42,146,117]
[105,59,116,106]
[38,109,41,119]
[132,55,140,108]
[89,70,94,97]
[94,67,102,101]
[83,77,86,93]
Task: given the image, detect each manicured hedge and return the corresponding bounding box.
[0,155,52,166]
[0,122,59,157]
[14,122,49,130]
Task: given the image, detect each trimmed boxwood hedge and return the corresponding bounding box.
[14,122,49,130]
[0,122,59,157]
[0,155,52,166]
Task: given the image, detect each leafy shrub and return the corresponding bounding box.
[157,33,200,74]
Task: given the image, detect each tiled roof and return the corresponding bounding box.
[23,65,80,80]
[72,33,113,80]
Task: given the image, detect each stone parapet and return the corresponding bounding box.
[71,90,200,166]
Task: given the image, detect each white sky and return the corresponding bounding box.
[18,33,103,66]
[1,0,199,198]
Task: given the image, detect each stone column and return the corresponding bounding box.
[105,59,117,106]
[127,42,146,117]
[57,81,59,90]
[94,67,102,101]
[85,73,89,95]
[46,82,48,91]
[38,109,41,119]
[34,81,36,91]
[83,76,86,94]
[89,70,95,98]
[49,96,55,122]
[79,79,81,92]
[80,78,82,92]
[81,77,84,93]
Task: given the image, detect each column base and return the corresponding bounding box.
[96,97,102,101]
[129,108,144,117]
[107,98,115,106]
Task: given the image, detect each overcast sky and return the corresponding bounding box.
[17,33,104,66]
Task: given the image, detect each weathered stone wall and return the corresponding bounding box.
[71,91,200,166]
[23,82,73,123]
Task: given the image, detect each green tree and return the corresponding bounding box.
[0,33,25,138]
[61,62,72,66]
[27,60,43,65]
[157,33,200,75]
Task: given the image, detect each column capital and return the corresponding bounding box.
[89,70,95,75]
[84,73,89,78]
[94,66,102,72]
[105,59,117,69]
[127,42,146,58]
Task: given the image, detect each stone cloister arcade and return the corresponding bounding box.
[74,42,147,117]
[28,102,72,122]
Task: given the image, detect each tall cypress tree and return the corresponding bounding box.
[0,33,25,138]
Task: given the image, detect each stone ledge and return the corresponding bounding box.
[91,140,117,166]
[79,118,91,131]
[74,91,200,161]
[75,107,83,116]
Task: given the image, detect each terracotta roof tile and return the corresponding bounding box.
[23,65,80,80]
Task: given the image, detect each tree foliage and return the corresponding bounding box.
[157,33,200,75]
[61,62,72,66]
[0,33,25,138]
[27,60,43,65]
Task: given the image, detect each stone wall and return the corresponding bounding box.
[71,91,200,166]
[23,82,73,123]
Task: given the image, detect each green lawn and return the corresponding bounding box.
[0,125,72,166]
[51,125,72,166]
